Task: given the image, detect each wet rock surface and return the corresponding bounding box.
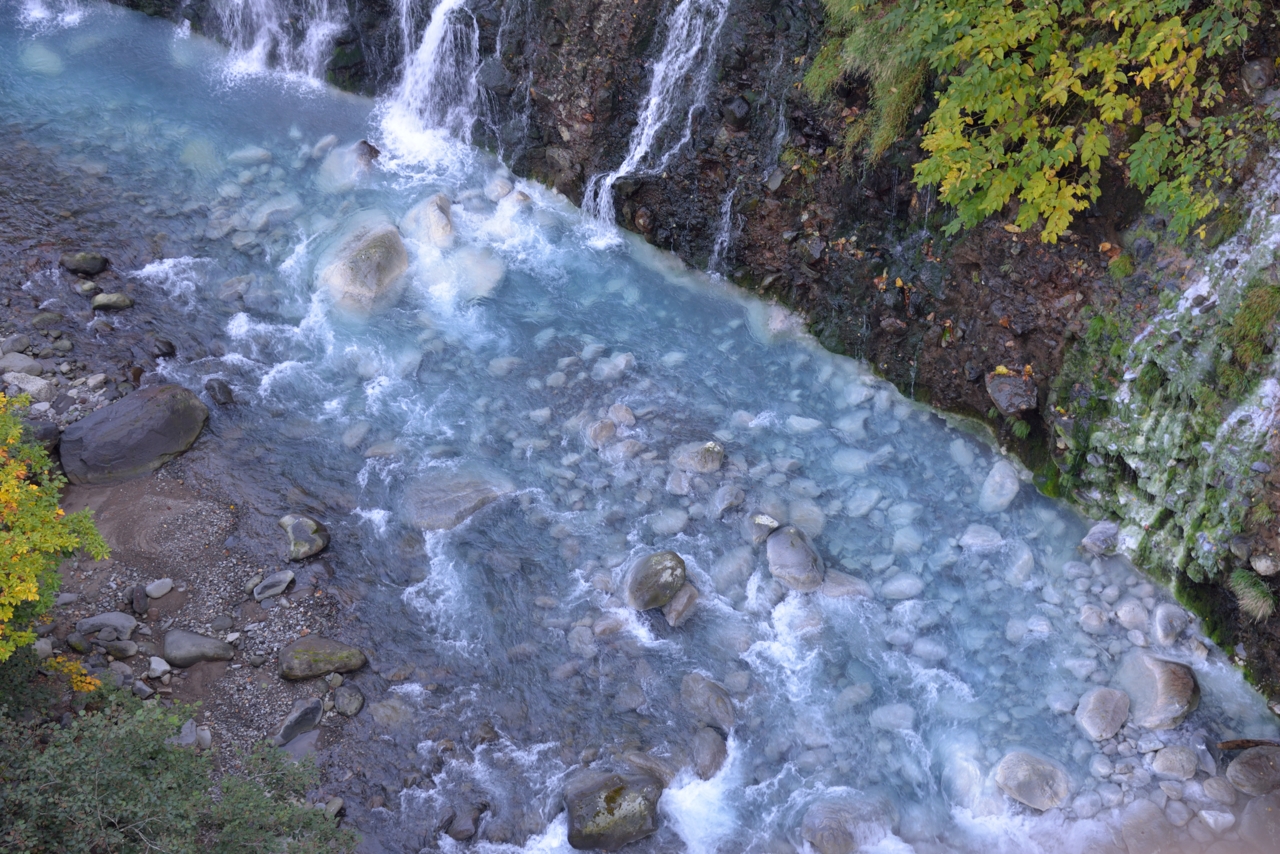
[563,768,663,851]
[994,751,1071,811]
[624,551,687,611]
[60,384,208,485]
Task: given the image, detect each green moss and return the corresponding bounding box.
[1134,361,1165,399]
[1034,460,1063,498]
[1174,576,1234,647]
[1108,254,1135,281]
[1229,569,1276,622]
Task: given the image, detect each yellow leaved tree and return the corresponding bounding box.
[0,393,108,661]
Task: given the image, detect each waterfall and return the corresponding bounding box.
[379,0,482,162]
[708,186,738,273]
[582,0,731,229]
[212,0,346,78]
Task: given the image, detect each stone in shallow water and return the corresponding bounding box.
[564,769,663,851]
[1226,745,1280,796]
[821,571,872,599]
[1150,603,1188,646]
[978,460,1020,513]
[91,292,133,311]
[1239,792,1280,849]
[402,466,516,530]
[1114,651,1199,730]
[958,524,1004,552]
[661,582,699,627]
[60,250,108,276]
[692,726,727,780]
[994,751,1071,811]
[624,551,686,610]
[278,635,366,680]
[1152,745,1199,781]
[765,525,824,591]
[1116,596,1149,631]
[881,574,924,600]
[800,795,899,854]
[1075,686,1129,740]
[401,193,454,248]
[681,673,734,731]
[1120,798,1178,854]
[670,440,724,473]
[1080,520,1120,555]
[869,703,915,731]
[1202,775,1236,805]
[334,684,365,717]
[279,513,329,560]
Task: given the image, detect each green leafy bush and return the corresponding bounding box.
[0,691,357,853]
[808,0,1276,242]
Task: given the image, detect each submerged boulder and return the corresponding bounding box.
[1074,687,1129,741]
[1113,651,1200,730]
[680,672,735,732]
[1227,746,1280,796]
[401,192,455,249]
[766,525,825,591]
[624,551,687,611]
[800,794,899,854]
[994,751,1071,811]
[564,768,663,851]
[978,460,1021,513]
[60,384,207,485]
[402,466,516,531]
[316,211,408,317]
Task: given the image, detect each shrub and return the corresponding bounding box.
[1229,568,1276,622]
[808,0,1275,242]
[0,690,358,853]
[0,393,108,661]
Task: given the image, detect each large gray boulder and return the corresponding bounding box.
[766,525,825,591]
[624,551,687,610]
[994,751,1071,811]
[60,384,207,485]
[1113,651,1199,730]
[163,629,234,668]
[564,768,663,851]
[800,794,899,854]
[1074,687,1129,740]
[76,611,137,638]
[272,697,323,746]
[402,466,515,531]
[1226,746,1280,796]
[278,635,366,680]
[316,211,408,317]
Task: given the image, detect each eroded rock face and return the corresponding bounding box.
[800,794,899,854]
[993,751,1071,811]
[60,384,207,485]
[402,467,516,531]
[765,525,825,591]
[1227,746,1280,796]
[564,769,663,851]
[316,210,408,316]
[1114,651,1200,730]
[624,551,687,610]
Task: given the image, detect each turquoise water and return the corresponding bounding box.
[5,4,1278,852]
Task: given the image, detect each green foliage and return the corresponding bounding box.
[0,393,109,661]
[810,0,1276,242]
[1229,568,1276,622]
[0,645,55,717]
[0,692,357,853]
[1010,418,1032,440]
[1108,254,1135,281]
[1134,360,1166,398]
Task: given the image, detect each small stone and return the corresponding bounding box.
[978,460,1020,513]
[334,684,365,717]
[985,370,1037,417]
[994,751,1071,811]
[1151,746,1199,781]
[1202,776,1236,805]
[1165,799,1193,827]
[1114,651,1199,729]
[1150,604,1187,646]
[60,251,108,276]
[1080,521,1119,555]
[692,726,727,780]
[147,656,172,679]
[76,612,137,639]
[1115,597,1148,631]
[132,680,154,700]
[1075,687,1130,740]
[881,574,924,600]
[821,571,873,599]
[279,514,329,560]
[765,525,825,591]
[131,584,149,615]
[1226,746,1280,796]
[1198,809,1235,834]
[66,632,90,654]
[145,578,174,599]
[671,441,724,474]
[662,583,700,628]
[272,697,324,746]
[324,796,344,820]
[104,639,138,659]
[204,378,235,406]
[681,673,735,731]
[1079,604,1108,634]
[624,551,687,610]
[253,569,295,601]
[244,575,263,595]
[33,637,53,659]
[91,293,134,311]
[163,629,234,667]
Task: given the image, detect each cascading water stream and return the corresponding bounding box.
[581,0,731,236]
[8,7,1280,854]
[212,0,346,78]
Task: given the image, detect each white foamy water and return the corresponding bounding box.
[5,5,1279,854]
